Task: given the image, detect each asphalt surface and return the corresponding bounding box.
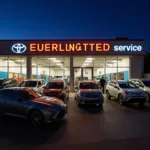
[1,93,150,150]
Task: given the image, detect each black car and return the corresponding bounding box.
[0,78,18,89]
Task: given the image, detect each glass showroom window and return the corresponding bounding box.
[32,56,70,82]
[0,56,26,83]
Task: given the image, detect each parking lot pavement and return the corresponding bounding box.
[1,93,150,150]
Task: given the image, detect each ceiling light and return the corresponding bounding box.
[16,60,25,62]
[106,64,113,66]
[56,63,63,66]
[85,60,92,63]
[53,60,60,62]
[86,58,95,60]
[48,58,56,60]
[5,60,13,63]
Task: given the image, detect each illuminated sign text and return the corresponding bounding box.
[114,44,142,52]
[29,43,110,52]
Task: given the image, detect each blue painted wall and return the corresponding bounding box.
[0,72,8,78]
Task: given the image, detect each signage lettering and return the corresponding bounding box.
[29,43,110,52]
[114,44,142,52]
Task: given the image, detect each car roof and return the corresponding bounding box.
[79,81,94,83]
[24,79,45,81]
[51,79,64,82]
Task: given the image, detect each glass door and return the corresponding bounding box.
[82,67,93,81]
[74,67,82,85]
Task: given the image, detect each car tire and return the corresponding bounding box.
[106,91,111,100]
[139,101,145,107]
[118,94,125,105]
[146,92,150,102]
[29,110,44,125]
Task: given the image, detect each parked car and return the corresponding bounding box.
[18,79,46,94]
[43,79,69,102]
[106,80,147,106]
[74,81,104,107]
[0,87,67,124]
[130,79,150,102]
[0,78,18,89]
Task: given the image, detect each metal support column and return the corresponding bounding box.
[70,56,74,92]
[27,56,32,79]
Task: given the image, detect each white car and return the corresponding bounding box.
[130,79,150,102]
[106,80,147,106]
[18,79,47,94]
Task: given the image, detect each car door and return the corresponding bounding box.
[113,81,120,98]
[64,82,69,99]
[108,81,115,96]
[2,89,31,118]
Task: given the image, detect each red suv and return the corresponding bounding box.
[43,80,69,102]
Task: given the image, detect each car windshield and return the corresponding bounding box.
[119,82,138,89]
[142,80,150,87]
[80,82,98,89]
[20,89,40,100]
[0,79,4,85]
[19,81,37,87]
[46,82,64,89]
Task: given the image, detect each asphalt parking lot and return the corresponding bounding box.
[1,93,150,150]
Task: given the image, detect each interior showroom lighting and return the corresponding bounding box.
[16,60,25,62]
[5,60,13,63]
[48,58,56,60]
[86,57,95,60]
[56,63,63,66]
[52,60,60,62]
[85,60,92,62]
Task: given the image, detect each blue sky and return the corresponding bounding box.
[0,0,149,50]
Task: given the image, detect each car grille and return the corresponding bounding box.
[84,93,100,98]
[84,100,101,103]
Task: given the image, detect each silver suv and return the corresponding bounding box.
[130,79,150,102]
[106,80,147,106]
[19,79,47,94]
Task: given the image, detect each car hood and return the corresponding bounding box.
[44,89,62,93]
[123,88,143,93]
[31,96,64,106]
[80,89,100,92]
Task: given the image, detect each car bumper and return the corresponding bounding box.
[124,96,147,103]
[78,97,104,105]
[43,108,68,123]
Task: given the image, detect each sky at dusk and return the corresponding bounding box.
[0,0,149,51]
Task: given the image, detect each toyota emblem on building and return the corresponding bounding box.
[11,43,27,54]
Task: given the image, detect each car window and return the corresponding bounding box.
[118,82,138,89]
[46,82,64,89]
[0,79,4,85]
[79,82,98,89]
[142,80,150,87]
[38,81,42,86]
[41,80,46,85]
[19,81,37,87]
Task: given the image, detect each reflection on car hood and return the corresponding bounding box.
[123,88,143,93]
[80,89,100,92]
[44,89,62,93]
[32,96,63,106]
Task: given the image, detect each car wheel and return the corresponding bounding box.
[146,92,150,102]
[29,110,44,125]
[139,101,145,107]
[106,91,111,100]
[118,94,125,105]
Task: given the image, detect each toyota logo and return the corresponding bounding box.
[11,43,27,54]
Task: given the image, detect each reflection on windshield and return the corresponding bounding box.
[142,81,150,87]
[20,89,40,100]
[46,82,64,89]
[19,81,37,87]
[119,82,137,89]
[80,83,98,89]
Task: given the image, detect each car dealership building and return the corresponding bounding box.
[0,39,146,91]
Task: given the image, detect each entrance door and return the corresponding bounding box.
[74,67,93,86]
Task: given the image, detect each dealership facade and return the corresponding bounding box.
[0,39,146,91]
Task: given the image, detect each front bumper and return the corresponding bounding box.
[124,96,146,103]
[78,97,104,105]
